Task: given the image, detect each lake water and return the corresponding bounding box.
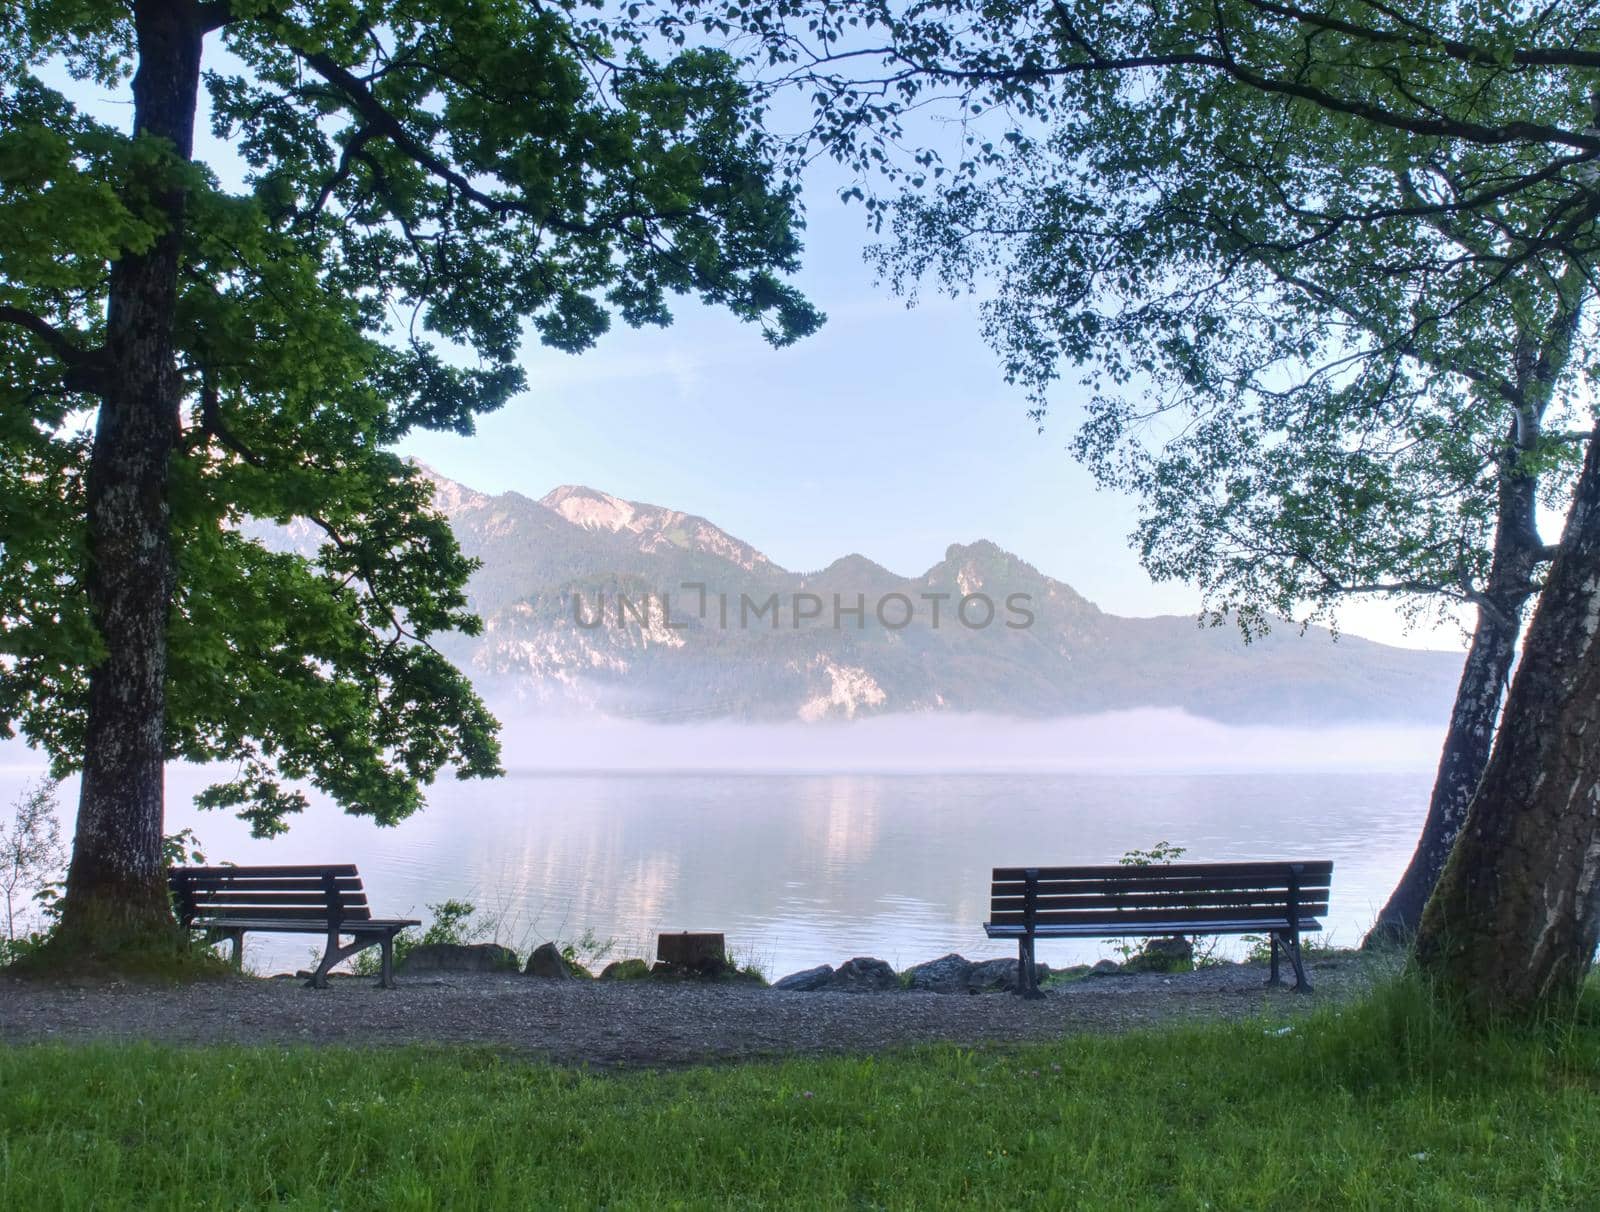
[1,712,1440,977]
[133,766,1427,977]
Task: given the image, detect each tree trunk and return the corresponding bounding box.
[1365,425,1542,945]
[58,0,202,946]
[1367,297,1582,947]
[1415,428,1600,1019]
[1365,607,1519,944]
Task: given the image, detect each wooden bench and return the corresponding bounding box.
[168,864,419,988]
[985,860,1333,996]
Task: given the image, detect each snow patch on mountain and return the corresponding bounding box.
[798,659,887,722]
[414,461,492,514]
[542,485,638,532]
[541,485,771,572]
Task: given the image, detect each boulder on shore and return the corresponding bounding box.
[525,941,573,979]
[772,964,834,992]
[1123,936,1194,973]
[599,958,652,981]
[397,943,519,974]
[903,953,975,993]
[827,957,899,993]
[966,957,1052,993]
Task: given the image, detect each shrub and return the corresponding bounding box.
[350,899,500,976]
[1,780,66,953]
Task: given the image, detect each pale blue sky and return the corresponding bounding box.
[398,188,1465,651]
[47,53,1464,652]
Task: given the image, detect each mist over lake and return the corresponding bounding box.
[3,710,1438,977]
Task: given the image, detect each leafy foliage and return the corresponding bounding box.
[348,897,504,976]
[0,778,66,958]
[1105,840,1188,965]
[1,1,820,835]
[651,1,1599,635]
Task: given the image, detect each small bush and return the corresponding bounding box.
[1,779,66,948]
[350,899,500,976]
[559,927,616,971]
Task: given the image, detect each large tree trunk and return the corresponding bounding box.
[1415,427,1600,1019]
[1367,298,1582,947]
[1365,425,1542,945]
[58,0,202,945]
[1365,604,1519,944]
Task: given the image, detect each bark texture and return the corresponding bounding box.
[1366,423,1542,943]
[59,0,202,943]
[1368,304,1581,946]
[1415,427,1600,1017]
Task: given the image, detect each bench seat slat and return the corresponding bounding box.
[989,904,1323,927]
[173,877,365,893]
[172,864,360,879]
[187,907,373,921]
[192,915,419,934]
[993,861,1332,883]
[183,895,369,908]
[991,891,1330,913]
[986,916,1323,939]
[992,875,1331,897]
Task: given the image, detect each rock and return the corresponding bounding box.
[398,943,519,974]
[827,957,899,993]
[965,957,1053,992]
[903,953,975,993]
[599,958,652,981]
[772,964,835,992]
[525,941,571,979]
[1123,936,1194,973]
[1090,959,1124,976]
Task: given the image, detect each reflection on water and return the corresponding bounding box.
[102,768,1432,977]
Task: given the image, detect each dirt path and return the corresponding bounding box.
[0,953,1390,1066]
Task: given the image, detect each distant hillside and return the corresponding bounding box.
[376,467,1463,726]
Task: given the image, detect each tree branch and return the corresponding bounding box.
[0,306,106,391]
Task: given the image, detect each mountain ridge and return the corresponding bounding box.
[399,464,1464,727]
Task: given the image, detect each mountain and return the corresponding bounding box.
[395,466,1464,726]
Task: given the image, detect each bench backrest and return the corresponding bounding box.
[168,864,369,928]
[989,861,1334,931]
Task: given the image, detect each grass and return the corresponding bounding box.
[2,979,1599,1209]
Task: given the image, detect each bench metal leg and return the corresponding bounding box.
[1266,932,1283,987]
[377,930,396,990]
[1287,929,1311,993]
[1016,935,1043,999]
[309,927,341,989]
[307,931,392,989]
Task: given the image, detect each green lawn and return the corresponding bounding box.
[2,981,1597,1210]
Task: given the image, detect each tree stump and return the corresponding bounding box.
[656,931,727,975]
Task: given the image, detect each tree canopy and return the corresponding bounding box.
[1,0,821,863]
[654,0,1600,1011]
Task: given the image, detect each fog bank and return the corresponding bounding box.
[486,707,1441,774]
[0,709,1444,799]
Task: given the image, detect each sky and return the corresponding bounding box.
[45,49,1468,654]
[397,186,1468,652]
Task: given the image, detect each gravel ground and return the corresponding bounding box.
[0,952,1394,1066]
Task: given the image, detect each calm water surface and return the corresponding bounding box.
[140,768,1429,976]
